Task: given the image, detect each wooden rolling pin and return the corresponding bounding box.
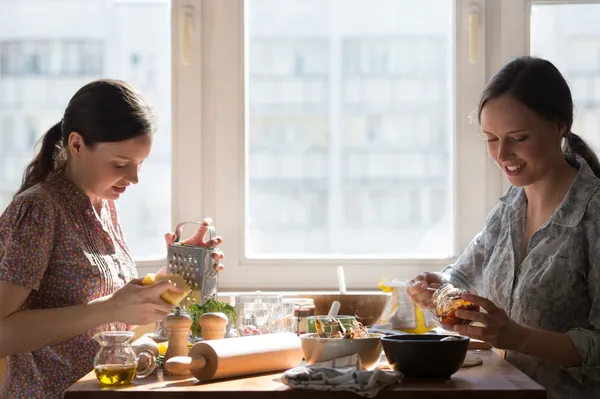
[165,332,303,381]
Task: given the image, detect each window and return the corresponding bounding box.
[190,0,490,290]
[25,116,38,149]
[531,2,600,153]
[7,0,592,291]
[190,0,600,290]
[246,0,456,258]
[59,40,104,76]
[0,41,51,76]
[1,40,103,77]
[483,0,600,195]
[0,0,172,262]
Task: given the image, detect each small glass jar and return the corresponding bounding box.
[293,298,315,335]
[279,298,299,333]
[430,283,479,330]
[236,293,283,335]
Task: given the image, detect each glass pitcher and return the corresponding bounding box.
[92,331,156,386]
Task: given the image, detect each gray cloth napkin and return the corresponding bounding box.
[281,354,402,398]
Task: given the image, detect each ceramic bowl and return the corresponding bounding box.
[381,334,469,379]
[299,333,384,370]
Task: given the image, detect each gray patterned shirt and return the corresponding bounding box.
[441,155,600,399]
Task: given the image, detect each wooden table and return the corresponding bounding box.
[64,350,545,398]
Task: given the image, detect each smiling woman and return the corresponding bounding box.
[406,56,600,399]
[478,56,600,184]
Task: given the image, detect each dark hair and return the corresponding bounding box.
[16,79,155,196]
[478,56,600,178]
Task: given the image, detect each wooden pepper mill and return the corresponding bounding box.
[163,308,193,376]
[199,312,228,340]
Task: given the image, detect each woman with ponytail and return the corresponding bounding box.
[0,80,184,398]
[406,57,600,398]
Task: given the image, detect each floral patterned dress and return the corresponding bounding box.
[0,173,137,399]
[442,155,600,399]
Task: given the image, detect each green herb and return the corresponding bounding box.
[187,299,237,337]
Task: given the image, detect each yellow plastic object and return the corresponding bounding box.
[378,278,393,293]
[377,277,435,335]
[400,306,432,334]
[157,341,192,356]
[142,273,192,306]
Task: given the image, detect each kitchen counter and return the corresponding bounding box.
[64,349,545,398]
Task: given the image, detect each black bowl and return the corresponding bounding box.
[381,334,469,379]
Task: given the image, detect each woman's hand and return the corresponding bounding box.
[161,218,226,275]
[164,232,177,248]
[406,272,444,310]
[164,218,224,249]
[104,278,183,326]
[453,293,524,349]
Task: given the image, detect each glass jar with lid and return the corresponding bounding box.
[279,298,316,335]
[294,298,315,334]
[429,283,479,330]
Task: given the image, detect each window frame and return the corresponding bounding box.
[159,0,508,290]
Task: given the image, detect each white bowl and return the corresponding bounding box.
[300,333,384,370]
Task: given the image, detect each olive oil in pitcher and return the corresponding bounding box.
[92,331,157,386]
[94,365,137,386]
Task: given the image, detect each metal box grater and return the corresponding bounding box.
[166,221,221,310]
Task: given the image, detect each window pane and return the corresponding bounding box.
[531,3,600,152]
[0,0,171,259]
[246,0,454,257]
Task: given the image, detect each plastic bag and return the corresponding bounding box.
[374,278,437,334]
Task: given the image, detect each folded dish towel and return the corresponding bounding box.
[281,355,402,398]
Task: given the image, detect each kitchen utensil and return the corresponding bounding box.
[440,336,460,342]
[167,221,222,310]
[165,332,303,381]
[299,333,384,371]
[163,309,193,376]
[367,327,411,336]
[381,334,469,379]
[327,301,341,318]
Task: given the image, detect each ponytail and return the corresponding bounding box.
[565,131,600,178]
[15,121,66,197]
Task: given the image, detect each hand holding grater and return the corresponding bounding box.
[166,219,224,310]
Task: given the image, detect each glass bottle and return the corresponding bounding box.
[430,283,479,331]
[92,331,157,386]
